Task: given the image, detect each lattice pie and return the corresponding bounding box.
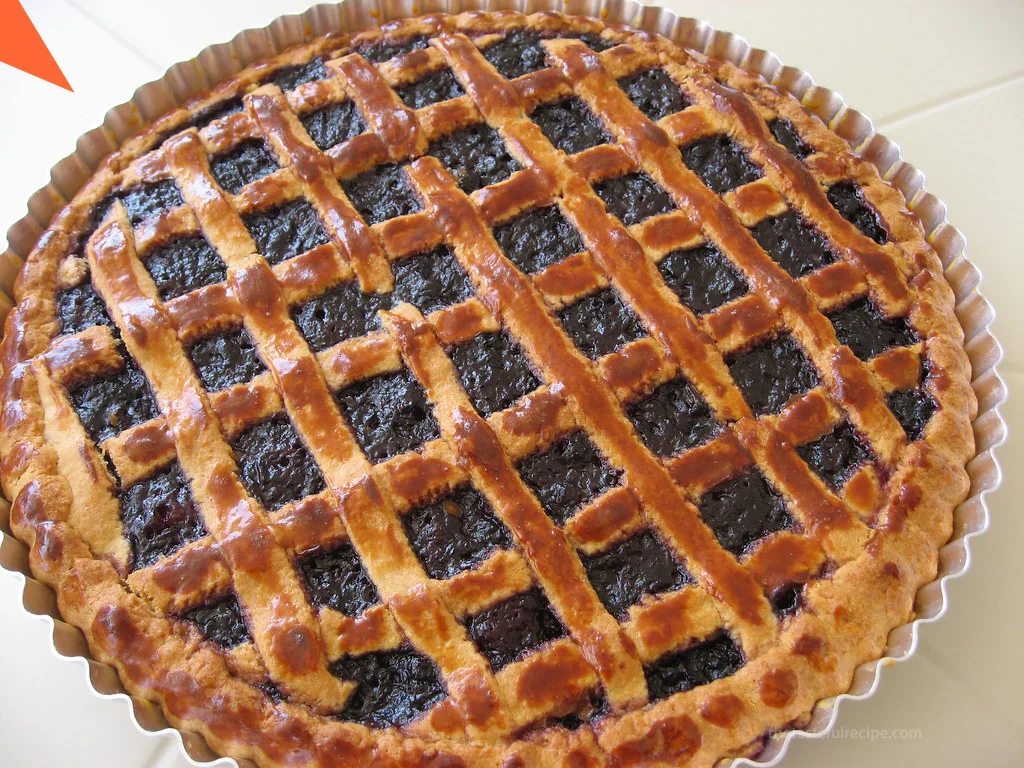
[0,11,976,767]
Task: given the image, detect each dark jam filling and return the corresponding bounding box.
[518,431,621,526]
[532,97,610,155]
[72,194,117,254]
[182,593,250,649]
[750,211,837,278]
[698,470,793,556]
[573,32,615,53]
[728,334,819,416]
[69,353,159,443]
[233,416,325,510]
[118,462,207,571]
[594,172,676,226]
[827,297,917,361]
[177,98,245,135]
[427,123,521,194]
[680,135,762,195]
[449,331,540,416]
[558,288,646,359]
[341,163,420,225]
[466,588,566,671]
[300,101,367,151]
[583,530,690,619]
[493,204,585,274]
[292,280,388,352]
[482,29,547,79]
[57,278,114,336]
[331,647,445,728]
[658,243,748,316]
[188,327,266,391]
[243,198,329,265]
[627,378,720,457]
[299,541,379,616]
[827,182,888,244]
[888,387,936,442]
[335,370,440,463]
[267,58,327,91]
[403,486,511,580]
[645,631,744,701]
[618,68,690,122]
[143,234,226,301]
[358,36,429,64]
[796,422,870,490]
[768,118,812,159]
[390,246,473,314]
[120,180,184,226]
[209,139,279,195]
[770,583,804,617]
[398,68,465,109]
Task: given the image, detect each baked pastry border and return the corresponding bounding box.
[0,9,983,768]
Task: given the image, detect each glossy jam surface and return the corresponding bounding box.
[797,422,870,489]
[390,246,473,314]
[403,486,511,580]
[341,163,420,225]
[57,278,114,335]
[493,205,584,274]
[300,101,366,151]
[466,588,566,671]
[888,387,936,442]
[767,118,811,159]
[827,182,888,244]
[69,353,159,443]
[645,631,744,701]
[518,431,621,525]
[658,244,748,316]
[357,37,428,64]
[120,180,183,226]
[233,416,325,510]
[292,281,388,352]
[330,647,445,727]
[398,68,464,109]
[627,377,719,457]
[427,124,521,193]
[828,297,917,361]
[583,530,690,618]
[188,327,266,392]
[698,471,793,556]
[558,288,646,359]
[143,235,226,301]
[751,211,836,278]
[300,542,380,616]
[243,199,329,265]
[594,172,675,226]
[267,58,327,91]
[209,139,279,195]
[618,68,690,122]
[182,593,250,648]
[532,97,610,155]
[680,135,761,194]
[449,331,540,415]
[119,462,207,570]
[728,335,819,416]
[482,29,547,79]
[335,370,440,463]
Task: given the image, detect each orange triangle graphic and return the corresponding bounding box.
[0,0,73,91]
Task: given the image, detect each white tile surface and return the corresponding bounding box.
[1,2,1021,767]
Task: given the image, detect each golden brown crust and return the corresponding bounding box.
[0,10,976,768]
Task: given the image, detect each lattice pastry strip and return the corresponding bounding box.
[427,32,776,648]
[0,12,979,768]
[82,203,351,712]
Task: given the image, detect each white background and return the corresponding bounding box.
[1,1,1021,766]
